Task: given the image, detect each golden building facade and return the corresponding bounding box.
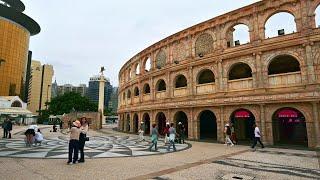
[0,0,40,97]
[118,0,320,148]
[27,61,54,115]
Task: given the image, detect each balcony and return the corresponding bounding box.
[268,72,302,87]
[196,83,216,94]
[173,87,188,97]
[143,94,151,101]
[156,91,166,99]
[228,78,253,91]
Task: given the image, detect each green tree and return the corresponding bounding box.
[47,92,98,115]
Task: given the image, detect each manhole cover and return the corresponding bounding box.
[222,174,254,180]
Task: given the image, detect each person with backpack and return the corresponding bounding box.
[224,123,234,146]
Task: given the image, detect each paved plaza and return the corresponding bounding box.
[0,125,319,180]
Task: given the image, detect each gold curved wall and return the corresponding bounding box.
[0,18,30,96]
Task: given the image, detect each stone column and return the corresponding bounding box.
[219,106,225,143]
[312,102,320,147]
[218,60,223,91]
[259,104,267,144]
[98,75,106,126]
[188,66,194,96]
[305,44,316,84]
[255,52,263,88]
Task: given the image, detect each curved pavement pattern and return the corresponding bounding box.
[0,135,190,159]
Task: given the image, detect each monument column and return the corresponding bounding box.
[98,69,106,126]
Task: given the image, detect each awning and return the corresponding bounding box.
[278,109,298,118]
[0,108,33,116]
[235,110,250,118]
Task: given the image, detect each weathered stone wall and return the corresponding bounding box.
[62,112,102,130]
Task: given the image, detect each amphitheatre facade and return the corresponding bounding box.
[118,0,320,148]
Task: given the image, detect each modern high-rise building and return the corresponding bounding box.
[56,84,87,97]
[27,60,54,114]
[87,75,113,108]
[109,87,118,113]
[0,1,40,97]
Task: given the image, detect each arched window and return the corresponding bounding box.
[11,100,22,107]
[265,12,297,38]
[175,75,187,88]
[315,5,320,28]
[195,33,214,57]
[229,63,252,80]
[143,83,150,94]
[123,92,126,100]
[156,50,167,69]
[156,79,166,91]
[268,55,300,75]
[134,87,140,96]
[198,69,215,84]
[135,63,140,75]
[145,57,151,72]
[128,68,132,80]
[127,90,131,99]
[227,24,250,47]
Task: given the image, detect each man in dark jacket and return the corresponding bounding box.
[7,119,13,139]
[2,119,8,138]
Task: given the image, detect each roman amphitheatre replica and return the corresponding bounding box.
[118,0,320,148]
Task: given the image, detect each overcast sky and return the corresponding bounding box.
[22,0,304,87]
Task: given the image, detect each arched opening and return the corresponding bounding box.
[128,68,132,80]
[143,113,151,135]
[156,112,166,136]
[272,108,308,147]
[226,24,250,47]
[144,57,151,72]
[120,115,125,131]
[197,69,215,84]
[127,90,131,99]
[175,75,187,88]
[315,5,320,28]
[135,63,140,75]
[11,100,22,107]
[199,110,217,140]
[143,83,150,94]
[174,111,188,137]
[123,93,126,100]
[156,79,166,91]
[230,109,256,142]
[265,12,297,38]
[195,33,214,57]
[134,87,140,96]
[228,63,252,80]
[126,114,130,132]
[268,55,301,75]
[133,114,139,133]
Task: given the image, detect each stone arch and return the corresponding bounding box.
[133,113,139,133]
[198,110,217,140]
[197,69,215,84]
[135,63,140,75]
[127,89,131,99]
[155,49,167,69]
[143,83,151,94]
[173,111,189,137]
[143,56,152,72]
[263,11,298,38]
[134,86,140,96]
[174,74,188,88]
[272,107,308,147]
[310,0,320,28]
[268,55,301,75]
[142,112,151,134]
[156,112,167,136]
[156,79,166,91]
[224,21,252,47]
[193,31,216,57]
[228,62,253,80]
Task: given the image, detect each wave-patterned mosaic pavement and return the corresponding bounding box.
[0,136,190,159]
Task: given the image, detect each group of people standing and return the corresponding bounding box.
[224,123,264,150]
[68,117,89,165]
[2,118,13,139]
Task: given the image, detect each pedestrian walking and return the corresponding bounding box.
[230,123,237,144]
[251,124,264,150]
[177,122,182,144]
[167,123,177,152]
[163,122,170,144]
[224,123,234,146]
[78,117,89,163]
[148,124,159,151]
[67,120,81,165]
[2,118,8,138]
[138,122,145,141]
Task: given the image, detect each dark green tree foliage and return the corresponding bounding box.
[47,92,98,115]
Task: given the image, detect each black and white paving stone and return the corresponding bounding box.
[0,136,190,159]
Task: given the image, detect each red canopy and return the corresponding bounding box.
[235,110,250,118]
[278,109,298,118]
